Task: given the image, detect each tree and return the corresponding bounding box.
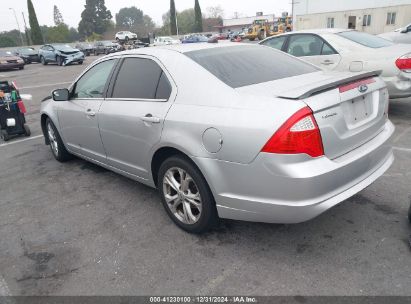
[53,5,64,26]
[177,8,195,34]
[78,0,112,38]
[115,7,144,29]
[170,0,177,35]
[194,0,203,33]
[47,23,70,43]
[27,0,43,44]
[0,30,22,47]
[206,6,224,19]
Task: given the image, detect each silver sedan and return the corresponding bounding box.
[40,44,394,233]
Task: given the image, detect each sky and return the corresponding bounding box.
[1,0,291,32]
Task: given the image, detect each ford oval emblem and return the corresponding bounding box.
[358,84,368,93]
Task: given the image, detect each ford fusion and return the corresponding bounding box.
[40,44,394,233]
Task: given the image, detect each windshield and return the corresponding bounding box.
[185,45,318,88]
[337,31,394,48]
[102,41,114,46]
[54,44,75,51]
[19,48,35,54]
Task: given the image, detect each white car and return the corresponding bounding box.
[152,36,180,46]
[115,31,138,41]
[379,23,411,44]
[260,29,411,99]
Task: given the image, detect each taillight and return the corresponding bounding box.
[396,54,411,72]
[261,107,324,158]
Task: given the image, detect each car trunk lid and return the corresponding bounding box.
[236,70,388,159]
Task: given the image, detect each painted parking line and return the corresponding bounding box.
[20,81,71,90]
[0,275,10,296]
[0,135,43,148]
[393,146,411,153]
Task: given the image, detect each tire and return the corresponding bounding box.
[40,56,47,65]
[0,129,9,141]
[249,37,255,41]
[78,61,83,65]
[19,66,24,70]
[57,56,63,66]
[104,49,109,55]
[85,51,90,56]
[158,155,218,233]
[45,118,72,162]
[258,30,266,41]
[125,36,129,41]
[24,124,31,137]
[94,50,98,56]
[408,203,411,223]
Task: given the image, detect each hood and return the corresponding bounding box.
[0,55,22,61]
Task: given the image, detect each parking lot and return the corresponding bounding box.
[0,57,410,296]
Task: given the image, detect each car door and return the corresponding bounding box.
[45,45,56,62]
[98,56,176,180]
[285,34,341,70]
[58,58,118,162]
[259,35,288,51]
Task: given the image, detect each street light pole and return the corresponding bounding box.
[9,8,24,46]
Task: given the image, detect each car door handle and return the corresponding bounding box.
[321,60,334,65]
[141,114,160,124]
[86,109,96,117]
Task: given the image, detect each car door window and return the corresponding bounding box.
[73,59,116,99]
[261,36,287,50]
[111,58,171,100]
[321,43,336,55]
[287,35,334,57]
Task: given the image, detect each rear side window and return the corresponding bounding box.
[112,58,171,100]
[287,34,336,57]
[337,31,394,48]
[185,46,318,88]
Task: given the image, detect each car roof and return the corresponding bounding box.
[114,42,249,55]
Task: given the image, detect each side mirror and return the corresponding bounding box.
[52,88,70,101]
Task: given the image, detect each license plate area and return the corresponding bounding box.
[342,93,374,128]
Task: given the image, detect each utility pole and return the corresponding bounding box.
[175,10,179,38]
[9,8,24,46]
[22,12,31,45]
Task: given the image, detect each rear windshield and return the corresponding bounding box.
[185,45,318,88]
[337,31,394,48]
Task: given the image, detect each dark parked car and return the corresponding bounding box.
[13,47,40,63]
[93,41,120,55]
[38,44,84,66]
[0,50,25,70]
[75,42,95,56]
[181,35,209,44]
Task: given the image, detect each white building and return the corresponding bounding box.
[218,13,276,33]
[293,0,411,34]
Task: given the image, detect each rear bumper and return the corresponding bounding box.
[194,120,395,224]
[383,74,411,99]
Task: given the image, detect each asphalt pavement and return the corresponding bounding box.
[0,55,410,296]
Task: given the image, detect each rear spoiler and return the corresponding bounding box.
[278,70,382,100]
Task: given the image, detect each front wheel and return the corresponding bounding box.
[40,56,47,65]
[78,61,83,65]
[46,118,72,162]
[56,56,64,66]
[158,156,218,233]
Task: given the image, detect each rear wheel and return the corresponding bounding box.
[158,156,218,233]
[78,61,83,65]
[24,124,31,137]
[0,130,9,141]
[46,118,72,162]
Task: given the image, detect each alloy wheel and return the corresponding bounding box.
[162,167,202,225]
[47,123,59,156]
